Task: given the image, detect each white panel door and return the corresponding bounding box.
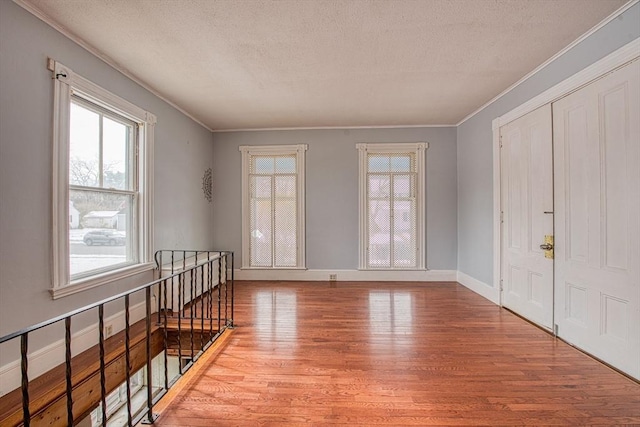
[500,104,554,329]
[553,60,640,379]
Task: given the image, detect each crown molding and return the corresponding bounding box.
[213,124,455,133]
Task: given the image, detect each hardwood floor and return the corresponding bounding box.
[154,281,640,426]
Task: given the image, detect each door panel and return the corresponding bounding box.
[553,60,640,379]
[500,104,554,329]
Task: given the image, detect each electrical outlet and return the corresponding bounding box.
[105,325,114,338]
[329,274,337,281]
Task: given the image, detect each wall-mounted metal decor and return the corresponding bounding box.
[202,167,212,203]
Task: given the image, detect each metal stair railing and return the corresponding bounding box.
[0,250,234,427]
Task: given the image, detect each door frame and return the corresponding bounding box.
[491,38,639,308]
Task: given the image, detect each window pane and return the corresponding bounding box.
[69,102,100,187]
[368,175,390,199]
[390,155,412,172]
[368,155,390,172]
[275,156,296,173]
[368,200,390,268]
[250,176,272,267]
[69,190,134,278]
[275,174,296,198]
[393,200,416,268]
[253,174,272,198]
[393,174,412,198]
[274,175,297,267]
[252,156,274,174]
[103,117,131,190]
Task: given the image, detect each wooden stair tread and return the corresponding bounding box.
[162,317,221,332]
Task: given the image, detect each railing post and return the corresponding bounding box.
[170,250,175,313]
[224,254,229,327]
[162,278,169,390]
[208,255,214,341]
[189,266,195,360]
[64,317,73,426]
[218,256,222,333]
[125,295,133,426]
[157,251,163,324]
[231,251,235,328]
[144,286,158,424]
[20,333,30,427]
[178,272,183,374]
[200,264,205,352]
[98,304,107,426]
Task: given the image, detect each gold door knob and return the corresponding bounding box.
[541,235,554,259]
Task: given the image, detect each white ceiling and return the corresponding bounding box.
[22,0,628,130]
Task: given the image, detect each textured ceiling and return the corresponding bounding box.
[22,0,628,130]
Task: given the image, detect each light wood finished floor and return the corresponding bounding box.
[154,281,640,426]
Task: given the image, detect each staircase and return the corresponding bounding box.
[0,250,234,427]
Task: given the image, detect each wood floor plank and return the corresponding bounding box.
[153,281,640,426]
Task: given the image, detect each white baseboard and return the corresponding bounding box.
[0,298,153,397]
[456,271,500,304]
[234,268,499,304]
[233,268,458,282]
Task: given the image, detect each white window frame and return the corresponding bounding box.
[51,59,155,298]
[356,142,428,270]
[239,144,307,270]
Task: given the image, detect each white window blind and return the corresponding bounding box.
[240,145,307,269]
[357,143,427,270]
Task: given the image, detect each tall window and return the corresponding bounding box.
[51,60,155,297]
[240,145,307,269]
[357,143,427,270]
[69,97,137,278]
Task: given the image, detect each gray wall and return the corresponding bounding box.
[456,3,640,285]
[0,1,214,338]
[212,127,457,270]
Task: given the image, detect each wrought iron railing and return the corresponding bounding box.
[0,250,234,427]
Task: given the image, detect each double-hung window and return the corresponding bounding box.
[240,145,307,269]
[51,60,155,298]
[357,143,427,270]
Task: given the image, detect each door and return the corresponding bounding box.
[500,104,554,329]
[553,60,640,379]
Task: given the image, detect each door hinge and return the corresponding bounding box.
[500,211,504,224]
[554,324,559,335]
[499,279,503,291]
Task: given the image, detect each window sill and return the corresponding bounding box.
[240,267,307,271]
[50,263,155,299]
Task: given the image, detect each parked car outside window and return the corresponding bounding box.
[83,230,126,246]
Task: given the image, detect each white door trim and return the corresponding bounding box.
[492,38,640,306]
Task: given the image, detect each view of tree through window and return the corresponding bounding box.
[69,98,137,278]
